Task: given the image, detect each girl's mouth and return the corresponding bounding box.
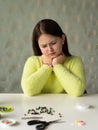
[49,52,55,56]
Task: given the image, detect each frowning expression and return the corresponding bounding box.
[38,34,65,58]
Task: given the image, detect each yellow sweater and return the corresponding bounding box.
[21,56,86,97]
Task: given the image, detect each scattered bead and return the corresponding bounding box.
[58,113,62,118]
[23,106,63,119]
[26,106,55,116]
[75,120,86,126]
[24,114,27,116]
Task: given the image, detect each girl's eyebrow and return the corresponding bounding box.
[39,37,60,47]
[41,38,58,45]
[49,38,60,45]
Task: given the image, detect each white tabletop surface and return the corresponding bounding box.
[0,93,98,130]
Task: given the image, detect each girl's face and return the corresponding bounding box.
[38,34,65,58]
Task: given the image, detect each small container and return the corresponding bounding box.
[76,103,91,110]
[0,119,16,126]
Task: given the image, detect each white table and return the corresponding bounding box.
[0,93,98,130]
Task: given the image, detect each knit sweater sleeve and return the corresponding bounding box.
[21,57,52,96]
[53,56,86,97]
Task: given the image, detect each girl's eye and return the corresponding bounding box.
[39,40,57,48]
[41,45,47,48]
[50,42,56,46]
[52,42,56,45]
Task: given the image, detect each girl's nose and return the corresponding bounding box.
[47,45,53,51]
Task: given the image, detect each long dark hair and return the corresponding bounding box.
[32,19,71,56]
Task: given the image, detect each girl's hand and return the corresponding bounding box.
[42,55,52,66]
[52,53,65,67]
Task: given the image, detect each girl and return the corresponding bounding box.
[21,19,86,96]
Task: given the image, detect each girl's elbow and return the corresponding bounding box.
[74,85,86,97]
[21,81,40,96]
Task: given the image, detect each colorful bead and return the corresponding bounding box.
[75,120,86,126]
